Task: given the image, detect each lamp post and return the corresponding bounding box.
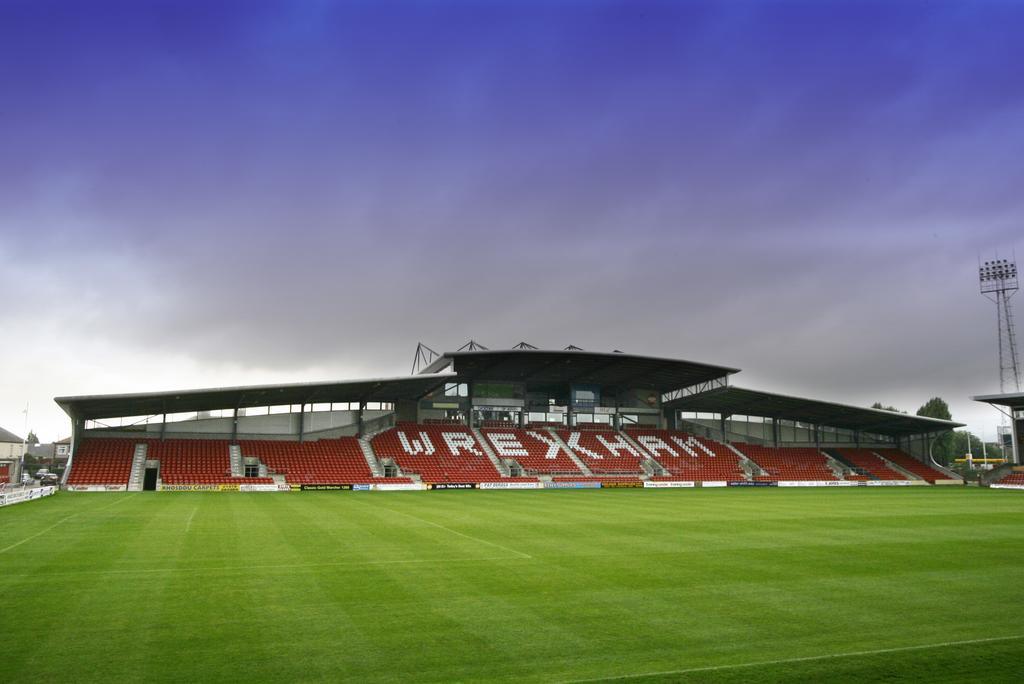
[20,403,28,485]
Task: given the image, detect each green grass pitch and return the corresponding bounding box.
[2,488,1023,682]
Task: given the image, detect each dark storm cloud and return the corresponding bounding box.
[1,1,1022,438]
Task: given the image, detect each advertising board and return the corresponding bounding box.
[643,481,695,488]
[429,483,477,490]
[300,484,353,491]
[478,481,541,490]
[67,484,127,492]
[0,486,56,507]
[239,484,286,492]
[161,484,223,491]
[372,483,424,491]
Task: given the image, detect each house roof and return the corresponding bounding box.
[0,426,23,443]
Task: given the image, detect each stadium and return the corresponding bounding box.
[53,345,967,492]
[4,345,1024,681]
[4,2,1024,682]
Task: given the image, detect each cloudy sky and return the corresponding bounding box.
[1,0,1022,443]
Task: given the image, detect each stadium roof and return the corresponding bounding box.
[421,349,739,392]
[665,386,963,437]
[973,391,1024,411]
[55,373,457,422]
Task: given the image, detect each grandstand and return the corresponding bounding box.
[973,391,1024,471]
[54,347,966,490]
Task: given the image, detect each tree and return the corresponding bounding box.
[949,431,991,461]
[916,397,954,463]
[871,402,904,413]
[26,430,39,445]
[916,397,952,421]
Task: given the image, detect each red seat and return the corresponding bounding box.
[556,427,645,475]
[371,426,502,483]
[873,449,959,483]
[239,438,410,485]
[66,438,134,485]
[626,429,746,481]
[834,449,908,480]
[733,444,837,481]
[481,428,582,475]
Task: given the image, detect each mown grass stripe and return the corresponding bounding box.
[562,634,1024,682]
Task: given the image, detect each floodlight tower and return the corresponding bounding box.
[979,257,1022,394]
[980,257,1022,461]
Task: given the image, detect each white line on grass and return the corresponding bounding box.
[365,502,533,559]
[184,506,198,533]
[0,494,139,555]
[561,634,1024,683]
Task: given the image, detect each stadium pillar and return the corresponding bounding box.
[772,418,779,447]
[160,413,167,442]
[719,414,729,444]
[73,418,83,453]
[813,424,820,451]
[298,404,305,443]
[518,408,526,429]
[466,383,474,427]
[357,402,365,437]
[231,408,238,442]
[69,417,84,467]
[1013,416,1022,464]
